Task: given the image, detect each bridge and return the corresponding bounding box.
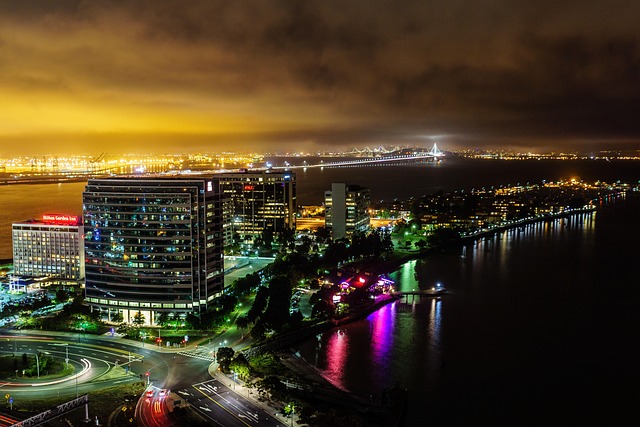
[270,143,444,170]
[350,145,402,155]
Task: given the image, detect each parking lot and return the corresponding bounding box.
[223,256,274,286]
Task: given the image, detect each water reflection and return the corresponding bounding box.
[368,302,396,387]
[323,329,349,391]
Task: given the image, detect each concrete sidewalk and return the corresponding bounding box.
[207,362,301,427]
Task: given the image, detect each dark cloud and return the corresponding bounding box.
[0,0,639,155]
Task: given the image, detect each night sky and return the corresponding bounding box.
[1,0,639,156]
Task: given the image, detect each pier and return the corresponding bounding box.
[391,285,447,303]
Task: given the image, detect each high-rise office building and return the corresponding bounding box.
[218,170,296,245]
[82,176,224,324]
[12,213,85,281]
[324,183,371,240]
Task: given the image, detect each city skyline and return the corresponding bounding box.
[2,1,640,156]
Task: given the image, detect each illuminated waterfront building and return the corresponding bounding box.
[217,170,296,245]
[324,183,371,240]
[82,176,224,324]
[11,214,85,283]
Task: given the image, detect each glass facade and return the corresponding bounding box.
[82,177,224,323]
[218,170,296,243]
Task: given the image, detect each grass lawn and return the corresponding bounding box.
[0,354,73,379]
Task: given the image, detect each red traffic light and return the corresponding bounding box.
[145,371,149,377]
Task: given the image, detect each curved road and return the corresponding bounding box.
[0,331,287,427]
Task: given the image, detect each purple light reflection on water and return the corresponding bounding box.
[367,299,396,387]
[319,300,398,393]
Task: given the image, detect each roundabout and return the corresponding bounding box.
[0,334,144,400]
[0,330,288,426]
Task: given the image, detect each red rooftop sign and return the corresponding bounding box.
[42,214,81,225]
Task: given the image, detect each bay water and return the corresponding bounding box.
[0,157,639,425]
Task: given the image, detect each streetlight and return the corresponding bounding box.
[53,343,69,368]
[32,352,40,378]
[6,338,17,356]
[286,404,295,427]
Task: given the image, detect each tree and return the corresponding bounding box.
[263,275,292,331]
[156,312,169,327]
[295,235,312,254]
[185,313,202,330]
[290,309,304,326]
[236,315,253,337]
[381,228,394,253]
[260,227,274,250]
[314,227,331,244]
[132,311,145,327]
[247,286,269,322]
[216,347,235,372]
[233,272,260,295]
[323,240,349,264]
[276,226,296,250]
[55,288,69,304]
[230,353,251,381]
[250,320,266,340]
[312,299,335,319]
[255,375,286,400]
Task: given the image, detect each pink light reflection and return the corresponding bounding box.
[324,328,350,391]
[368,301,396,371]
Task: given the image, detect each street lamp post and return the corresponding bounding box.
[6,338,17,356]
[286,405,294,427]
[34,352,40,378]
[63,343,69,368]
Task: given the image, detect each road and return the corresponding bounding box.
[0,258,291,427]
[0,330,288,427]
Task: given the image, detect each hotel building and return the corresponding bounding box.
[82,176,224,324]
[217,170,296,245]
[11,214,85,285]
[324,183,371,240]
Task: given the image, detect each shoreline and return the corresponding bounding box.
[272,205,603,421]
[351,205,600,280]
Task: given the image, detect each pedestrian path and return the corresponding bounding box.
[176,349,216,362]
